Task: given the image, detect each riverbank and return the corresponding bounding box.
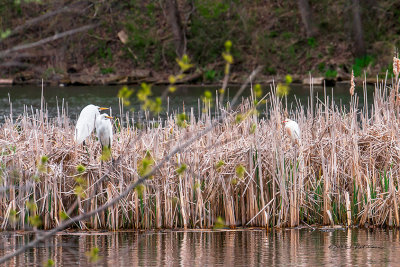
[1,70,380,86]
[1,77,400,230]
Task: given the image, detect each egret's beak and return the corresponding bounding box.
[106,116,113,119]
[99,107,109,111]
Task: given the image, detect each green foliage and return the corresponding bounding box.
[135,184,146,199]
[74,176,87,198]
[38,155,48,173]
[44,259,55,267]
[176,164,187,175]
[236,164,246,179]
[324,69,337,78]
[100,67,115,75]
[136,83,162,113]
[204,69,217,81]
[138,152,154,178]
[254,83,262,98]
[9,209,18,222]
[0,29,10,39]
[307,37,317,48]
[59,211,68,221]
[28,215,42,227]
[250,123,256,134]
[118,86,134,106]
[177,113,188,128]
[235,114,243,124]
[215,160,225,170]
[352,55,374,77]
[213,216,227,229]
[176,54,194,72]
[26,200,37,212]
[86,247,100,263]
[100,146,112,161]
[76,164,86,174]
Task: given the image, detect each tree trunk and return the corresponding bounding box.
[165,0,185,58]
[351,0,366,57]
[297,0,317,38]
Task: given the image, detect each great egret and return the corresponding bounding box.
[95,113,113,151]
[283,118,301,145]
[74,104,108,144]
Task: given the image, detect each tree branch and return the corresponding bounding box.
[0,24,98,59]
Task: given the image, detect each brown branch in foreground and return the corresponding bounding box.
[0,24,98,59]
[0,66,263,264]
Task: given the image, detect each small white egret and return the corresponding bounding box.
[74,104,108,144]
[95,113,113,151]
[283,118,301,145]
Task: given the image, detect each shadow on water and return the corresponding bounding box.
[0,229,397,266]
[0,83,374,121]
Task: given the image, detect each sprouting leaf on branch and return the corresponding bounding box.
[0,29,11,40]
[118,86,134,106]
[277,83,290,97]
[254,83,262,98]
[176,54,193,72]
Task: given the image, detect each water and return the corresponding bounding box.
[0,83,369,121]
[0,228,397,266]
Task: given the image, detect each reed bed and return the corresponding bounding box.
[1,79,400,230]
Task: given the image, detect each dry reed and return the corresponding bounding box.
[1,77,400,230]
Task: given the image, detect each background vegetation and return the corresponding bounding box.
[0,0,399,83]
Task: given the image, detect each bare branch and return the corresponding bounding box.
[0,24,98,59]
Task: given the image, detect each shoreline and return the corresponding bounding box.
[0,71,385,87]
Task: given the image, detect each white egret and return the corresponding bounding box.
[283,118,301,145]
[74,104,108,144]
[95,113,113,151]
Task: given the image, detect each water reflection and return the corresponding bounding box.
[0,83,371,120]
[0,229,397,266]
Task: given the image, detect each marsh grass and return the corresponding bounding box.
[1,76,400,230]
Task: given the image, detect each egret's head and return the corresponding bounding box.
[99,113,113,120]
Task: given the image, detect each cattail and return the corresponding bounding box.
[349,70,355,96]
[393,57,400,77]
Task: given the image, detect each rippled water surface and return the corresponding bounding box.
[0,83,371,120]
[0,228,398,266]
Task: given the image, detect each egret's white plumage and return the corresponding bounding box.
[74,104,108,144]
[95,113,113,150]
[283,119,301,145]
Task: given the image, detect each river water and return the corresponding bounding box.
[0,228,397,266]
[0,83,368,121]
